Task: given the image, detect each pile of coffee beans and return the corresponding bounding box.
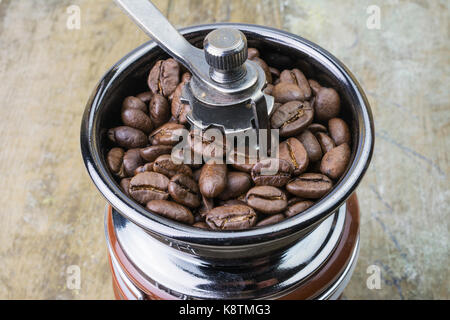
[105,47,352,231]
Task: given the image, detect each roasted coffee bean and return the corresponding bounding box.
[149,94,171,128]
[149,123,185,146]
[328,118,351,146]
[136,91,153,104]
[146,200,194,225]
[252,57,272,84]
[279,137,309,175]
[316,132,336,154]
[247,47,260,60]
[134,162,153,175]
[123,148,144,177]
[119,178,131,196]
[129,172,169,204]
[285,200,315,218]
[206,205,257,230]
[168,174,201,208]
[271,101,314,137]
[307,123,328,134]
[297,130,323,162]
[107,147,125,178]
[121,108,153,134]
[251,158,293,187]
[272,82,309,103]
[320,143,351,179]
[218,172,252,201]
[199,161,227,198]
[286,173,333,199]
[171,73,192,124]
[140,145,172,162]
[256,214,285,227]
[314,87,341,122]
[279,69,311,100]
[153,154,192,178]
[193,222,209,229]
[147,58,180,97]
[308,79,321,96]
[246,186,287,214]
[122,96,147,114]
[108,126,148,149]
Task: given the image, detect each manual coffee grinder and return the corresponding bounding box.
[81,0,374,299]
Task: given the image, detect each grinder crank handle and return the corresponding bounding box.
[114,0,210,83]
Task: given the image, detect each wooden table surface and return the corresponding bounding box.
[0,0,448,299]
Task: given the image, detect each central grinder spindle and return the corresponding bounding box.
[115,0,275,154]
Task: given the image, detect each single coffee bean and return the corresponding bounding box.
[316,132,336,154]
[122,96,147,114]
[147,58,180,97]
[129,172,169,204]
[270,101,314,137]
[314,87,341,122]
[285,200,315,218]
[108,126,148,149]
[279,69,311,100]
[307,123,328,134]
[246,186,287,214]
[247,47,260,60]
[199,161,228,198]
[320,143,351,179]
[134,162,153,175]
[146,200,194,225]
[193,222,209,229]
[171,73,192,124]
[123,148,144,177]
[256,214,285,227]
[121,108,153,134]
[206,205,257,230]
[140,145,172,162]
[279,137,309,175]
[136,91,153,104]
[286,173,333,199]
[252,57,272,84]
[149,123,185,146]
[149,94,171,128]
[308,79,322,96]
[251,158,293,187]
[107,147,125,178]
[272,82,308,103]
[328,118,351,146]
[168,174,201,208]
[119,178,131,196]
[218,172,252,201]
[297,130,323,162]
[153,154,192,178]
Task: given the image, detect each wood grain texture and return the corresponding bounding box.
[0,0,448,299]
